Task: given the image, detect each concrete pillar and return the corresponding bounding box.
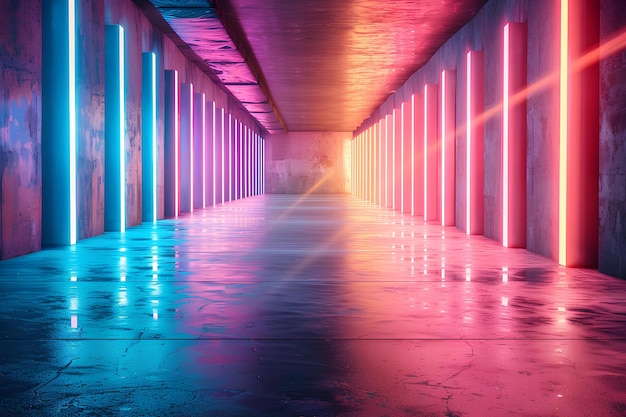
[193,93,205,209]
[163,70,179,217]
[412,93,424,217]
[559,0,599,266]
[402,100,412,213]
[142,52,157,222]
[466,50,484,234]
[206,101,215,207]
[502,23,527,247]
[394,108,402,210]
[179,83,193,213]
[441,70,456,227]
[424,83,438,222]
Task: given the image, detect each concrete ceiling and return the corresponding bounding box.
[142,0,488,133]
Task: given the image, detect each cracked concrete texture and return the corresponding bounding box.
[0,195,625,416]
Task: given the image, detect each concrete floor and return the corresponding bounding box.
[0,194,625,416]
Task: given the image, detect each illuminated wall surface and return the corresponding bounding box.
[0,0,625,282]
[2,0,264,258]
[351,0,626,278]
[2,1,626,413]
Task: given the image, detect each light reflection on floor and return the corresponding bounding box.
[0,194,625,416]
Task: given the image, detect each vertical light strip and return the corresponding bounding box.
[411,95,415,216]
[356,135,359,197]
[392,110,396,209]
[367,128,370,201]
[201,98,206,208]
[441,70,446,225]
[246,131,254,197]
[212,101,216,206]
[221,108,225,204]
[246,129,249,197]
[118,26,126,232]
[423,85,428,219]
[240,122,243,198]
[228,114,232,201]
[359,133,363,198]
[559,0,568,266]
[252,132,255,196]
[503,24,510,247]
[379,121,382,205]
[230,119,239,200]
[366,130,370,201]
[400,103,405,210]
[255,133,257,196]
[243,127,246,198]
[174,71,179,216]
[68,0,77,244]
[371,127,375,202]
[385,115,389,207]
[466,51,472,234]
[189,87,194,212]
[233,119,238,200]
[352,136,359,197]
[361,133,364,198]
[363,131,366,200]
[151,53,157,221]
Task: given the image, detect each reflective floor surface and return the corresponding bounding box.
[1,195,625,416]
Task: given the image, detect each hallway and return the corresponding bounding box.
[1,195,625,416]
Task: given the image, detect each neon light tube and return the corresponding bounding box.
[440,70,456,227]
[233,115,237,200]
[221,108,225,204]
[441,70,447,226]
[503,24,510,247]
[212,102,216,206]
[240,122,243,198]
[151,53,157,220]
[118,26,126,232]
[392,110,396,209]
[424,85,428,220]
[559,0,568,265]
[174,71,179,216]
[466,52,472,234]
[200,97,206,208]
[228,113,232,201]
[411,95,415,216]
[400,104,405,210]
[69,0,77,243]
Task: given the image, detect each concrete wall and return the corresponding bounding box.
[599,0,626,278]
[357,0,529,240]
[0,0,263,260]
[355,0,626,278]
[265,132,351,194]
[0,0,43,259]
[76,0,106,240]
